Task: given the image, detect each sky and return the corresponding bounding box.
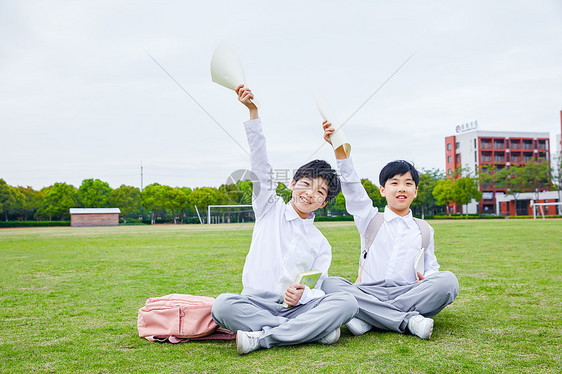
[2,0,562,190]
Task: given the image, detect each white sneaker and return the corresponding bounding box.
[236,330,262,355]
[345,317,372,336]
[316,327,341,345]
[407,315,434,340]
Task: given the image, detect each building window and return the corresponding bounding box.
[448,169,452,175]
[474,151,477,162]
[474,139,477,148]
[456,154,460,163]
[456,142,460,148]
[447,143,452,151]
[448,156,452,163]
[494,139,505,149]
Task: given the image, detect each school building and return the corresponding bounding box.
[444,121,555,216]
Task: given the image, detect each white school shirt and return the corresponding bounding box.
[241,118,330,304]
[337,157,440,283]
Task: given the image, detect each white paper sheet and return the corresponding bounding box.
[210,41,246,91]
[313,93,351,156]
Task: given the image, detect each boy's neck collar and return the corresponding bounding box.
[384,206,412,219]
[287,202,315,221]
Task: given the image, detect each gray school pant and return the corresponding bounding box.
[211,289,358,349]
[321,271,459,334]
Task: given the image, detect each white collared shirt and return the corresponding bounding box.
[337,157,440,283]
[241,118,330,304]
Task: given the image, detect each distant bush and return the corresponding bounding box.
[0,221,70,228]
[426,215,499,220]
[316,215,354,222]
[425,215,561,220]
[121,217,202,225]
[508,215,562,219]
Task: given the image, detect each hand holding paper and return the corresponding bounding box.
[236,85,258,119]
[314,93,351,157]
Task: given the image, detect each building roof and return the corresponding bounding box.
[455,130,549,139]
[69,208,121,214]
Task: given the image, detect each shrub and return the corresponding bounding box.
[0,221,70,228]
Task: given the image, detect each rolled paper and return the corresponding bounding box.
[210,41,246,91]
[313,93,351,156]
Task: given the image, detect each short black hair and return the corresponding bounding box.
[379,160,420,187]
[293,160,341,201]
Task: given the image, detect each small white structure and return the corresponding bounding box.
[69,208,121,227]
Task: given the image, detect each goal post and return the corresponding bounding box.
[530,201,562,219]
[207,204,254,224]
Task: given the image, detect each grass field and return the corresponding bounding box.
[1,220,561,373]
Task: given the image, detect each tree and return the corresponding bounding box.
[141,183,166,224]
[432,179,453,215]
[0,179,12,220]
[413,169,444,218]
[163,186,188,224]
[17,186,44,221]
[188,187,221,223]
[179,187,195,218]
[237,180,254,205]
[76,179,112,208]
[361,178,384,210]
[108,185,141,223]
[519,161,552,200]
[451,176,482,215]
[276,182,292,204]
[0,181,25,221]
[325,190,346,215]
[499,165,524,207]
[39,183,77,220]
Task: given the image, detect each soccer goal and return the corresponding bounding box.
[207,204,254,224]
[531,201,562,219]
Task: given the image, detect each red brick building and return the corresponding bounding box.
[444,123,551,215]
[69,208,121,227]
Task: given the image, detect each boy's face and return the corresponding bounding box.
[289,177,329,219]
[380,171,418,217]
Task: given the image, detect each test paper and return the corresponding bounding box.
[313,93,351,156]
[210,41,246,91]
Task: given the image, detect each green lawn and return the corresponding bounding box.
[1,220,561,373]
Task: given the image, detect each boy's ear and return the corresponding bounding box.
[289,180,296,190]
[379,184,386,197]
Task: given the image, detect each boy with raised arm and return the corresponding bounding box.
[320,121,459,340]
[211,86,358,355]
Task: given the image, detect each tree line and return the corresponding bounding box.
[1,158,559,223]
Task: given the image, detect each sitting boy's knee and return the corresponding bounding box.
[212,293,237,319]
[327,292,359,318]
[434,271,459,298]
[321,276,347,293]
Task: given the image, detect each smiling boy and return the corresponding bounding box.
[211,87,358,355]
[320,121,459,340]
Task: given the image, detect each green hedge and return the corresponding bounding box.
[315,215,354,222]
[425,215,495,220]
[507,215,562,219]
[121,217,202,225]
[0,221,71,228]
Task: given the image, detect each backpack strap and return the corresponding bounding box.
[413,218,431,251]
[356,213,384,283]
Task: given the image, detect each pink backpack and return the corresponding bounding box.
[137,294,235,343]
